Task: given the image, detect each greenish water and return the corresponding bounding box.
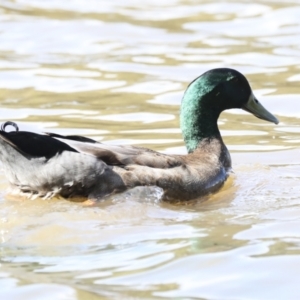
[1,1,300,299]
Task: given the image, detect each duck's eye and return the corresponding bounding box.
[254,99,258,104]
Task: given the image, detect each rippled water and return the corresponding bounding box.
[1,0,300,299]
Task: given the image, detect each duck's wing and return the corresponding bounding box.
[52,136,183,168]
[0,129,181,168]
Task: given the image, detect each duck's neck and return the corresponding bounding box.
[180,90,222,153]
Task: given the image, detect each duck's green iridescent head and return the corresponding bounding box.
[180,68,279,153]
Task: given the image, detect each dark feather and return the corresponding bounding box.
[46,132,98,144]
[0,131,78,159]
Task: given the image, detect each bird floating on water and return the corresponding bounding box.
[0,68,279,202]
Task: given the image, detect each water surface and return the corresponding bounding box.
[1,0,300,299]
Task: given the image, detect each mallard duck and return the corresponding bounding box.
[0,68,278,201]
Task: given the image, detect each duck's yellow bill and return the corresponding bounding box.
[242,94,279,124]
